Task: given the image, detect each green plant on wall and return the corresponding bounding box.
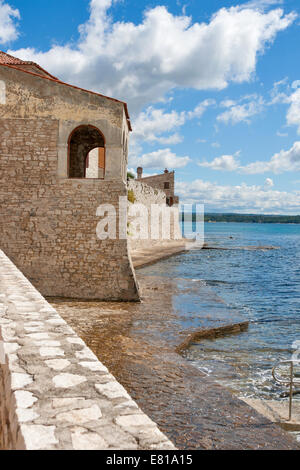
[127,171,135,180]
[127,221,133,236]
[128,189,136,204]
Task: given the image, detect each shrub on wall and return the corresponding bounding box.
[127,172,135,180]
[128,189,136,204]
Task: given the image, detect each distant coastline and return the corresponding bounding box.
[181,212,300,224]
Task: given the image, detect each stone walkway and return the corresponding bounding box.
[0,250,175,450]
[130,240,190,269]
[242,398,300,432]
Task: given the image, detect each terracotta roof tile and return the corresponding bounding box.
[0,50,59,80]
[0,50,28,64]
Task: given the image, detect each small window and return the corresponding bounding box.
[164,182,170,189]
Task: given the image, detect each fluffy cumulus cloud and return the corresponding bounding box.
[131,99,215,148]
[198,141,300,175]
[8,0,296,112]
[130,148,191,170]
[0,0,19,43]
[241,141,300,174]
[177,179,300,213]
[198,152,241,171]
[268,80,300,134]
[132,107,185,145]
[217,94,265,125]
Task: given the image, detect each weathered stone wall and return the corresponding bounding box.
[138,171,176,202]
[128,179,167,206]
[0,250,175,450]
[0,64,138,301]
[128,180,182,251]
[0,117,138,300]
[0,65,130,182]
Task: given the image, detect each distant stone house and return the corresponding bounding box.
[0,50,139,301]
[136,167,179,207]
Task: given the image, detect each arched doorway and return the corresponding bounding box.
[68,125,105,178]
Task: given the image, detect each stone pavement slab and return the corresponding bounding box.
[0,249,175,450]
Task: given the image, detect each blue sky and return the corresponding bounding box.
[1,0,300,213]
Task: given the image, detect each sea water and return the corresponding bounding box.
[142,222,300,399]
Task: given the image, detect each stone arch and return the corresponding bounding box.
[68,125,105,178]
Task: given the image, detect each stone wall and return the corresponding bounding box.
[0,117,138,300]
[0,249,175,450]
[0,65,130,182]
[127,180,182,251]
[138,171,176,203]
[128,179,167,206]
[0,64,138,301]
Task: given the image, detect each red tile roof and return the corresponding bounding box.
[0,50,26,64]
[0,50,59,80]
[0,50,132,131]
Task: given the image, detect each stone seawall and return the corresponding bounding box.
[0,250,175,450]
[128,180,182,252]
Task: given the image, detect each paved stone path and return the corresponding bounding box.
[131,240,191,269]
[0,250,175,450]
[242,398,300,432]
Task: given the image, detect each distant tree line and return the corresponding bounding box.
[181,212,300,224]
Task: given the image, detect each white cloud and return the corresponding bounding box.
[197,141,300,175]
[131,99,214,148]
[264,177,274,187]
[220,99,237,108]
[199,152,241,171]
[0,0,19,43]
[217,94,265,124]
[241,141,300,174]
[269,77,290,104]
[132,107,185,145]
[9,1,296,112]
[177,179,300,213]
[243,0,284,11]
[292,80,300,90]
[128,167,159,178]
[187,99,216,119]
[130,148,191,170]
[287,88,300,133]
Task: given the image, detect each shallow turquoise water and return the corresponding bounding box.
[142,222,300,399]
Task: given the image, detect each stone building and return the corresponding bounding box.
[136,167,179,206]
[0,50,139,301]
